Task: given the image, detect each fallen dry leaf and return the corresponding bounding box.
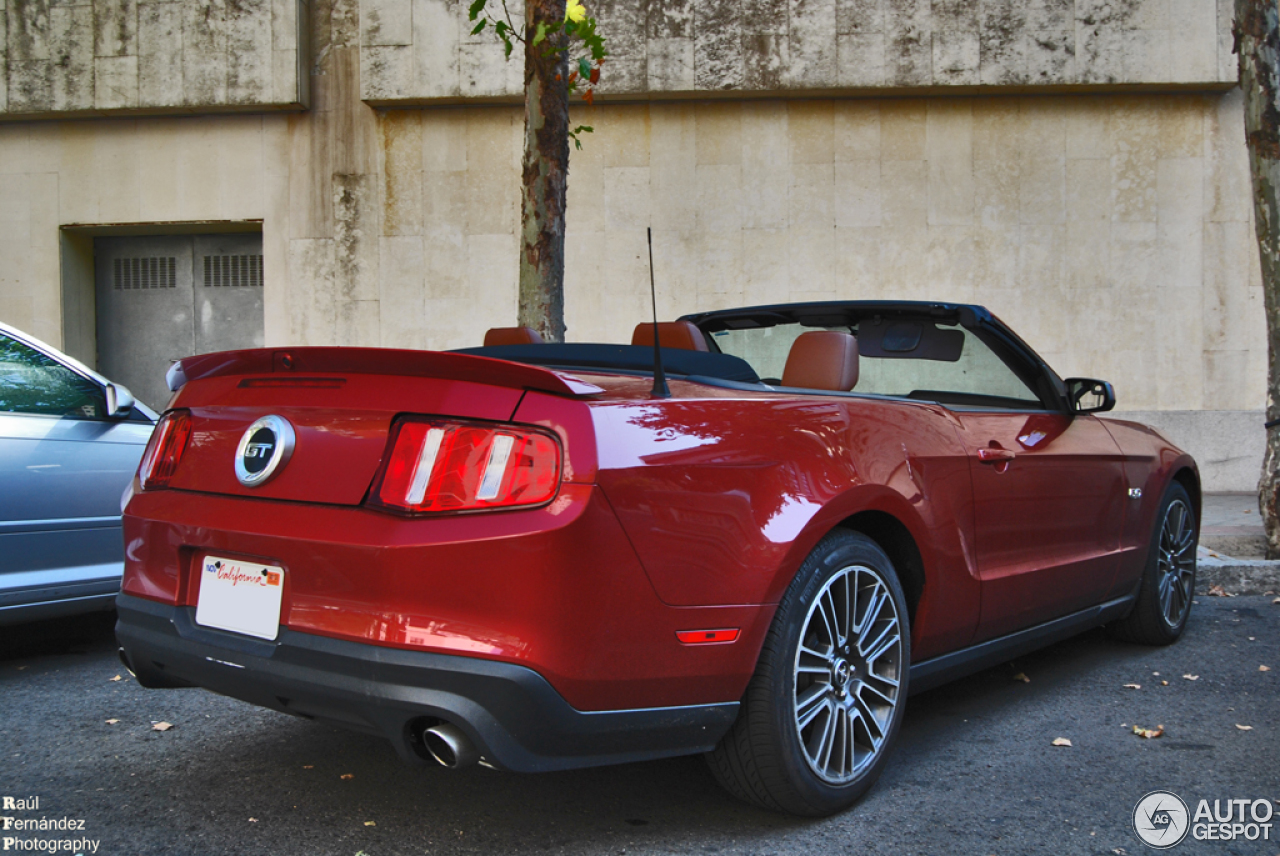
[1161,680,1169,686]
[1272,597,1280,604]
[1124,683,1142,689]
[248,818,258,823]
[1013,672,1030,683]
[15,666,26,671]
[152,721,174,732]
[109,675,122,682]
[104,719,119,725]
[364,821,377,827]
[1261,665,1272,672]
[302,765,314,770]
[1207,585,1228,596]
[340,773,354,780]
[1051,737,1073,747]
[1132,724,1165,739]
[1183,674,1199,681]
[1236,724,1254,731]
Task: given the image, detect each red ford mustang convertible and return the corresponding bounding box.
[116,301,1199,816]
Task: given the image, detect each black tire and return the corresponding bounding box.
[707,530,910,816]
[1109,481,1197,645]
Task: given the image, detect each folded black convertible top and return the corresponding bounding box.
[452,343,761,385]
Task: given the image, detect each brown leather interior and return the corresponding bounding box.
[631,321,710,352]
[484,326,545,347]
[781,331,859,391]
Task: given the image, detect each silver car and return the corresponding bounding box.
[0,322,157,625]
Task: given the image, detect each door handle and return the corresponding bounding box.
[978,448,1016,463]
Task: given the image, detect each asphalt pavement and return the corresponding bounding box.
[1,596,1277,856]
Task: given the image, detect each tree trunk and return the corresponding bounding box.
[1237,0,1280,558]
[517,0,570,343]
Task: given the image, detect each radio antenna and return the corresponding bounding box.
[647,227,670,399]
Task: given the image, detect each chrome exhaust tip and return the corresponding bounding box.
[422,723,479,769]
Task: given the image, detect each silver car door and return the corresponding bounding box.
[0,333,153,619]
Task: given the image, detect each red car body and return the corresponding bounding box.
[115,301,1198,790]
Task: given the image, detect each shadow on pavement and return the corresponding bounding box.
[0,610,118,662]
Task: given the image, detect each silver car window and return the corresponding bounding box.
[0,333,108,419]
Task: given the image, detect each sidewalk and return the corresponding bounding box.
[1197,492,1280,595]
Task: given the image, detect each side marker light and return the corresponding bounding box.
[676,629,740,645]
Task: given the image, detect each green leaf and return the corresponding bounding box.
[577,57,592,79]
[467,0,487,20]
[532,21,548,45]
[495,20,507,36]
[502,35,513,57]
[572,124,594,134]
[471,18,486,34]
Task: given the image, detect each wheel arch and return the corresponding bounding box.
[1170,465,1201,526]
[836,511,926,626]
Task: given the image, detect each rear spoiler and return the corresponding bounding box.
[167,347,606,398]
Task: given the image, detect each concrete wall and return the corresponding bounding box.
[367,94,1265,409]
[1,0,307,117]
[0,0,1268,490]
[361,0,1235,102]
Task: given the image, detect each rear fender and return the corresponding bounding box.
[768,485,980,660]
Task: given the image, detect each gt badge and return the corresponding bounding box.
[234,415,296,487]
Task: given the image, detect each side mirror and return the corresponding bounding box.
[104,382,135,419]
[1065,377,1115,414]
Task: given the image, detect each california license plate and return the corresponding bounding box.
[195,555,285,640]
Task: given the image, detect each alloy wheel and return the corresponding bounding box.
[1157,498,1196,628]
[793,565,903,784]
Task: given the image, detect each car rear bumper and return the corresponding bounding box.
[115,593,739,773]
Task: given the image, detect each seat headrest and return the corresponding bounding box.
[484,326,545,347]
[781,331,859,391]
[631,321,710,352]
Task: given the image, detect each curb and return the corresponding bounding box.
[1196,547,1280,596]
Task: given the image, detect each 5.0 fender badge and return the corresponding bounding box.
[235,415,296,487]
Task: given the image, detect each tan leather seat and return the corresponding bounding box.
[484,326,545,347]
[781,331,859,391]
[631,321,710,352]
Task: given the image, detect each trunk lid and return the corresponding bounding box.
[163,348,603,506]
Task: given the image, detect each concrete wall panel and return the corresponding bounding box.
[360,0,1233,103]
[2,0,307,117]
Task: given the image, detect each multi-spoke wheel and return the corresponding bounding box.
[1110,482,1197,645]
[794,566,903,784]
[707,531,910,816]
[1156,497,1196,628]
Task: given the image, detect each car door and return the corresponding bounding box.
[852,317,1127,641]
[891,322,1128,641]
[952,409,1128,640]
[0,331,154,618]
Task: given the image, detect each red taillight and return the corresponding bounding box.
[368,418,562,514]
[137,410,192,490]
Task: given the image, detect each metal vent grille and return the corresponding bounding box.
[113,257,177,290]
[203,255,264,288]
